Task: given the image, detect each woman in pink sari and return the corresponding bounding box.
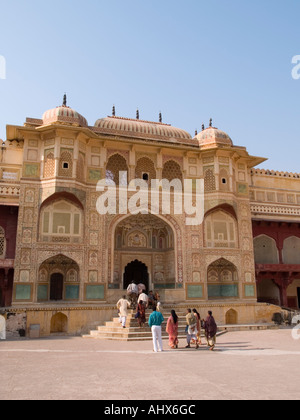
[166,310,179,349]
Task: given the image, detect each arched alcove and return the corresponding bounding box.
[225,309,238,324]
[50,312,68,333]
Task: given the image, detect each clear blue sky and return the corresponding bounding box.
[0,0,299,172]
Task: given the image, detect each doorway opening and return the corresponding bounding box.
[123,260,149,292]
[50,273,64,301]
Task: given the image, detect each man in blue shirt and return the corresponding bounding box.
[148,307,164,352]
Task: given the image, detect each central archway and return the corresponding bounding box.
[123,260,149,292]
[111,213,180,290]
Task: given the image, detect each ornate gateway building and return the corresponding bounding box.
[0,98,299,336]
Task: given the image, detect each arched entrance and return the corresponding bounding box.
[124,260,149,292]
[113,214,177,290]
[38,254,80,302]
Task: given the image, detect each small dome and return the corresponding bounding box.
[195,127,233,147]
[42,96,88,127]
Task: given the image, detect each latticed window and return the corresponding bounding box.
[106,154,128,186]
[204,168,216,192]
[44,149,55,178]
[76,152,85,182]
[58,149,73,177]
[0,226,6,259]
[135,157,156,183]
[162,160,183,182]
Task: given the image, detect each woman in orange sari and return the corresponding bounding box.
[166,310,179,349]
[193,308,202,345]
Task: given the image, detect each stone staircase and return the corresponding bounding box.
[83,309,193,341]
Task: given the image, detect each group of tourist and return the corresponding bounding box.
[117,283,162,329]
[165,308,217,352]
[116,285,218,352]
[126,281,160,310]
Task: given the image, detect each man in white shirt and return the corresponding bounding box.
[127,281,138,308]
[117,296,131,328]
[138,291,149,307]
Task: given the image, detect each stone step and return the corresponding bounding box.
[85,331,192,341]
[218,323,278,332]
[97,326,188,334]
[109,319,187,327]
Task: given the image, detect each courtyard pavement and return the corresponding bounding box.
[0,329,299,401]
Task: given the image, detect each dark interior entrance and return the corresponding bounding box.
[124,260,149,292]
[50,273,64,301]
[298,288,300,309]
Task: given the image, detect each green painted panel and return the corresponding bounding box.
[154,283,176,290]
[86,285,105,300]
[237,183,248,195]
[37,285,48,301]
[15,284,31,300]
[108,284,120,290]
[208,284,238,298]
[187,285,203,299]
[65,285,79,300]
[245,285,255,297]
[24,164,39,178]
[88,169,101,182]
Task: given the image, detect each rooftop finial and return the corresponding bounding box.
[112,105,116,116]
[63,93,67,107]
[136,109,139,120]
[195,129,198,136]
[209,118,213,127]
[159,112,162,123]
[202,124,205,131]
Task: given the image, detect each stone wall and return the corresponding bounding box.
[6,312,27,338]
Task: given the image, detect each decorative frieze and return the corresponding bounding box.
[251,204,300,216]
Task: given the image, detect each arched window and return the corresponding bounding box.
[205,210,237,248]
[106,154,128,186]
[254,235,279,264]
[58,149,73,177]
[135,157,156,184]
[40,200,83,241]
[282,236,300,264]
[0,227,6,259]
[44,149,55,178]
[162,160,183,183]
[204,168,216,192]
